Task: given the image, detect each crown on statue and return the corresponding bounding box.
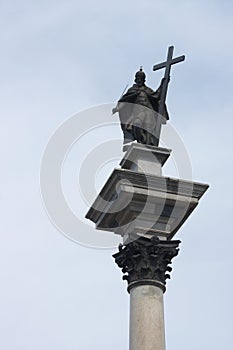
[135,66,146,79]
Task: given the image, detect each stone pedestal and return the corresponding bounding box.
[120,143,171,176]
[86,144,209,241]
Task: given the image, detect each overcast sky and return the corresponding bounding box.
[1,1,233,349]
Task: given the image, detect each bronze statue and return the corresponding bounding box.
[112,68,169,145]
[113,46,185,147]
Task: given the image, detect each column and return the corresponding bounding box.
[113,236,180,350]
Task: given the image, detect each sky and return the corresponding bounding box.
[1,1,233,349]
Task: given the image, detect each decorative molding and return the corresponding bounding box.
[113,236,180,293]
[85,168,209,239]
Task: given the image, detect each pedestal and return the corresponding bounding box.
[120,143,171,176]
[86,144,208,241]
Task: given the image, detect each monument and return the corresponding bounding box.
[86,46,208,350]
[112,46,184,147]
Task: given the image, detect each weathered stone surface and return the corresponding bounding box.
[120,143,171,176]
[130,285,165,350]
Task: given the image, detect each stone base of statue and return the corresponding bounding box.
[86,143,208,242]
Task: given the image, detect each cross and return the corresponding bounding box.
[152,46,185,145]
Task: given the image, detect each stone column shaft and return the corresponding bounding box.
[130,285,165,350]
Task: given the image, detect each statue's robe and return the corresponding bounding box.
[117,83,169,145]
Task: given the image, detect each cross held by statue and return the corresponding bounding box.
[153,46,185,145]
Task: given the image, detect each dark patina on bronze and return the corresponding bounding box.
[112,46,185,147]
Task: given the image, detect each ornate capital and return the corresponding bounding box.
[113,236,180,293]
